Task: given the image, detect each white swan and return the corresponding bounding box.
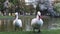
[13,12,22,31]
[31,11,43,32]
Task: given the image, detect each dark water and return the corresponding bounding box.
[0,16,60,31]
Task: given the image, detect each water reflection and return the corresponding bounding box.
[0,17,60,31]
[0,19,13,31]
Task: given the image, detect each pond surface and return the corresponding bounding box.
[0,16,60,31]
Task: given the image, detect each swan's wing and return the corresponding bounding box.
[39,19,43,26]
[18,19,22,27]
[31,18,37,25]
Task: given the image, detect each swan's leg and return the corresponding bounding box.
[19,27,22,31]
[15,27,17,31]
[15,26,19,31]
[38,27,41,33]
[33,27,35,32]
[38,29,41,32]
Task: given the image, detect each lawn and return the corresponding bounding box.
[0,30,59,34]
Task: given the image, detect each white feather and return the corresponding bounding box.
[31,11,43,28]
[13,12,22,27]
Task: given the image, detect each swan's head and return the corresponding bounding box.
[14,12,18,19]
[37,11,41,16]
[15,12,18,16]
[37,11,41,19]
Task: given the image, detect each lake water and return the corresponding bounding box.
[0,16,60,31]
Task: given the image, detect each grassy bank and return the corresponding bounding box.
[0,30,60,34]
[0,15,35,18]
[0,16,13,19]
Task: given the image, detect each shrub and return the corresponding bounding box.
[54,3,60,13]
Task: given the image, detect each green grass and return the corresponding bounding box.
[41,30,60,34]
[0,16,13,19]
[0,15,35,18]
[0,30,60,34]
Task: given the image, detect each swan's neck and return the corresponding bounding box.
[36,15,41,20]
[15,15,18,20]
